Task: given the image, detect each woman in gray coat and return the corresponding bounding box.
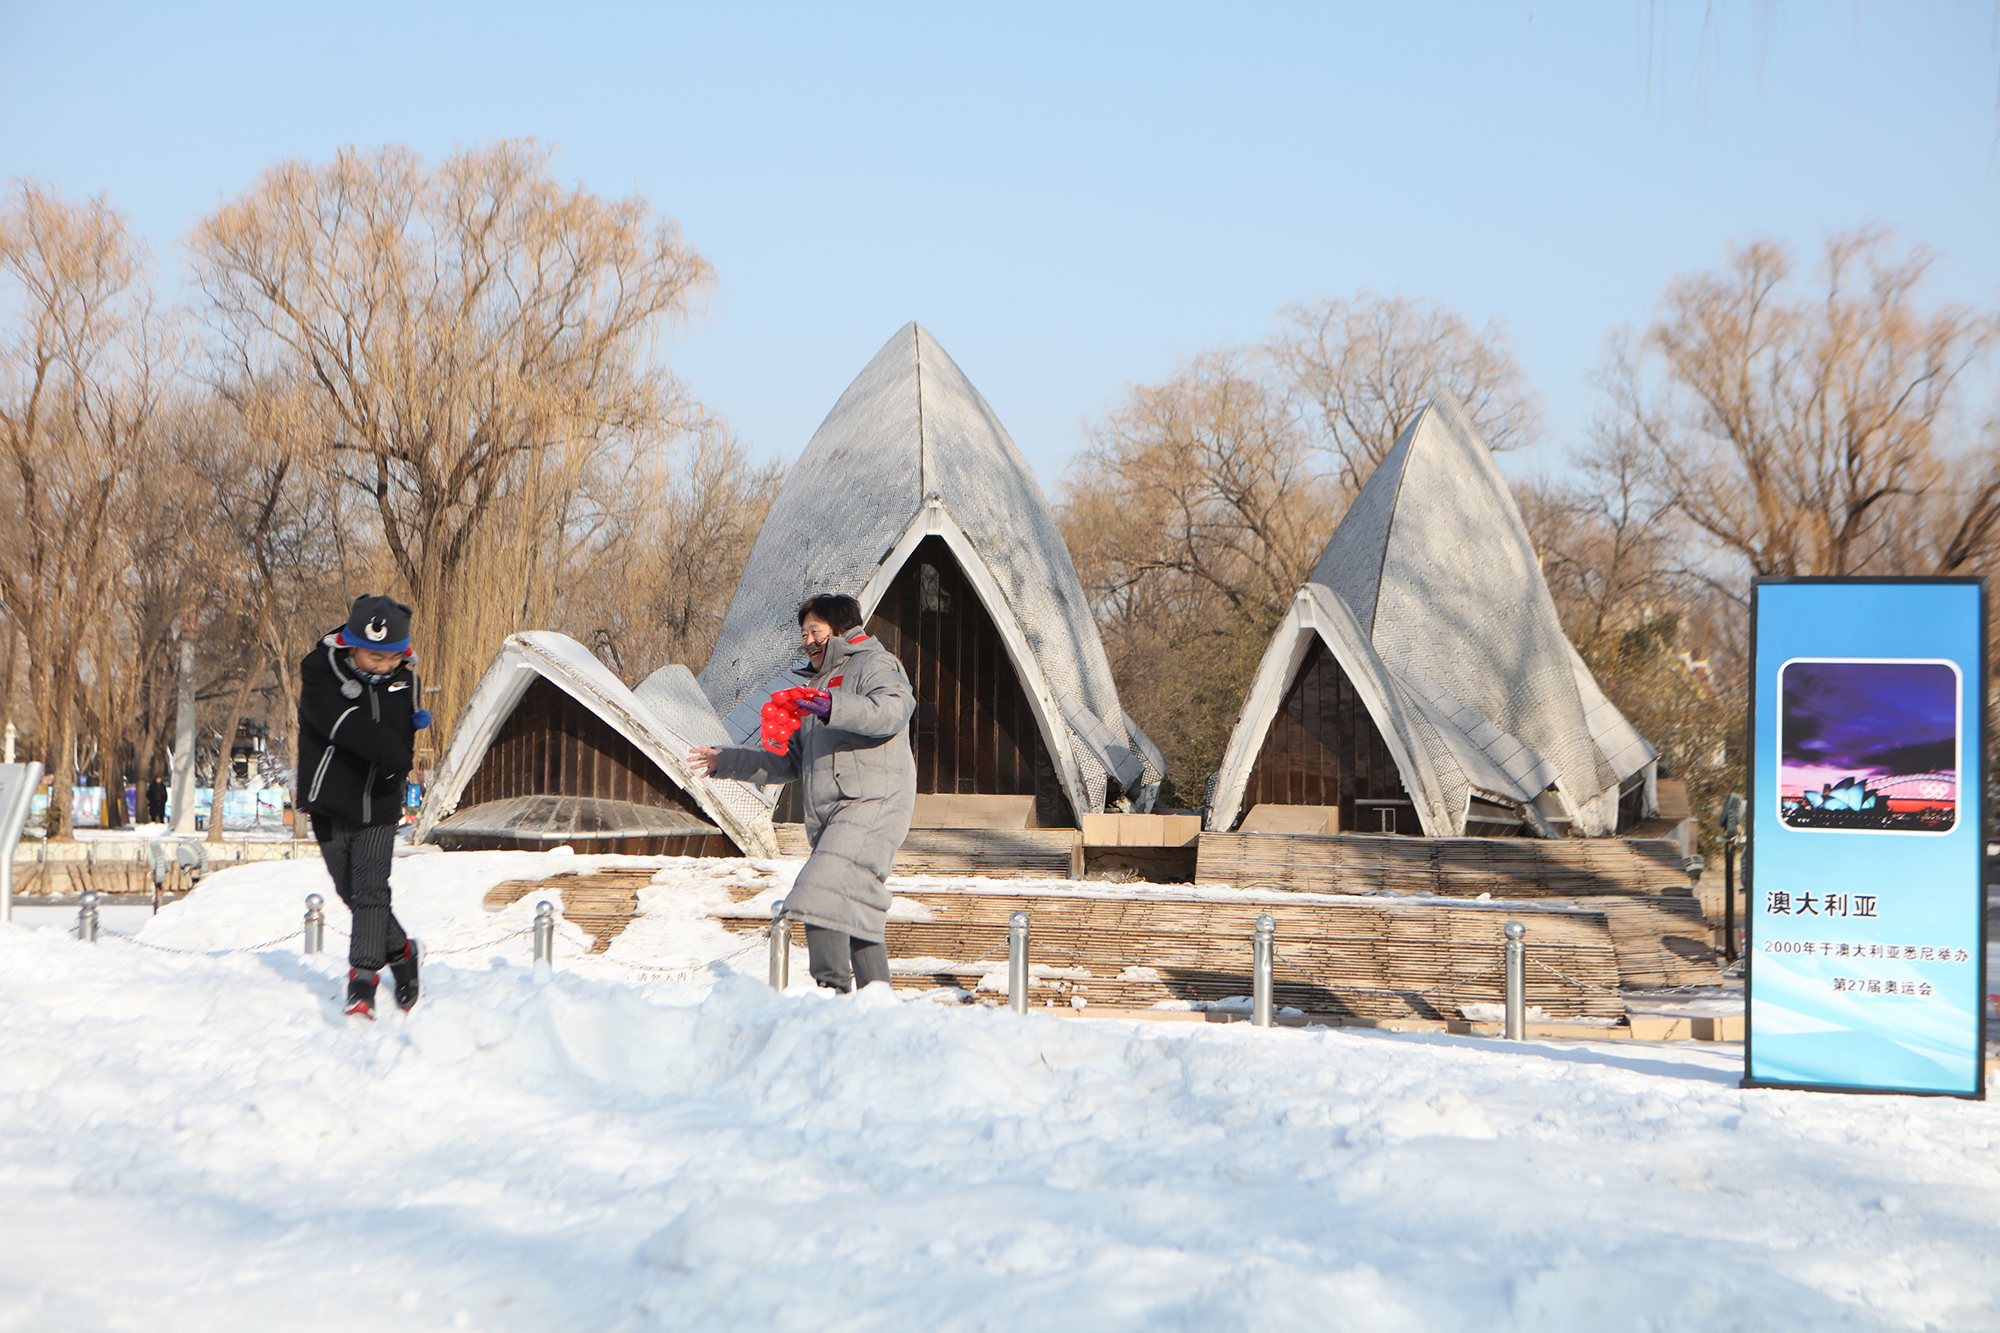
[690,594,917,992]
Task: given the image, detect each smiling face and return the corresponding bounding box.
[800,613,834,671]
[350,646,405,675]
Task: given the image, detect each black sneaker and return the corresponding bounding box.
[344,969,379,1021]
[390,939,423,1011]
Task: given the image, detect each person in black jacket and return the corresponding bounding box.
[297,595,433,1019]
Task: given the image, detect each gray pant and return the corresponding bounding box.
[311,814,406,973]
[804,924,890,993]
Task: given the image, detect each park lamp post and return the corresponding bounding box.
[1720,793,1745,963]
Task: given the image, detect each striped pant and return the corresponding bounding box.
[311,814,408,972]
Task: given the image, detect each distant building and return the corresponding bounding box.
[1208,391,1656,838]
[699,323,1163,827]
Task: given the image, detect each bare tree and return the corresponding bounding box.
[1516,424,1685,653]
[1610,229,1999,579]
[1061,352,1333,803]
[554,420,779,681]
[0,182,175,835]
[1541,228,2000,840]
[1270,292,1544,494]
[1516,449,1746,841]
[191,140,715,745]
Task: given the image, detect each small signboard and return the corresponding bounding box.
[1747,578,1987,1097]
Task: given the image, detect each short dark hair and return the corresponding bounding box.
[797,593,864,634]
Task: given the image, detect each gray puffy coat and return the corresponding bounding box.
[712,631,917,942]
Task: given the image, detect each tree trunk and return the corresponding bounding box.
[99,642,127,829]
[47,668,76,840]
[208,664,261,846]
[169,619,199,836]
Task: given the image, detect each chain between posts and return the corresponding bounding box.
[92,922,546,958]
[1532,955,1627,999]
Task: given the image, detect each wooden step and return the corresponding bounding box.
[772,824,1083,879]
[484,869,656,953]
[1192,832,1717,987]
[1571,894,1717,988]
[716,884,1623,1022]
[1195,831,1692,898]
[8,861,158,897]
[896,828,1081,879]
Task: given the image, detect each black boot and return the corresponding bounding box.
[344,969,379,1021]
[390,939,422,1011]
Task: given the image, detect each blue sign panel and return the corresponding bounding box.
[1747,578,1987,1097]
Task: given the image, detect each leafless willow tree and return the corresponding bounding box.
[0,182,176,835]
[1607,229,1999,580]
[190,139,716,749]
[1270,292,1543,493]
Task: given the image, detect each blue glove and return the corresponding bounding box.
[798,691,831,719]
[412,708,433,729]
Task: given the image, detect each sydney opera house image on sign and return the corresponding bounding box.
[1778,658,1959,833]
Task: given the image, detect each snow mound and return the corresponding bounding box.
[0,851,1994,1329]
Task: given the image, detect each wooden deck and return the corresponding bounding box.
[713,882,1625,1024]
[775,824,1084,880]
[1193,831,1716,987]
[483,834,1716,1007]
[1194,830,1693,897]
[484,871,650,953]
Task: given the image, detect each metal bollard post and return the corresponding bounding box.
[1007,910,1030,1014]
[533,901,555,966]
[768,898,791,990]
[77,890,99,943]
[302,893,325,954]
[1252,913,1275,1027]
[1503,920,1526,1040]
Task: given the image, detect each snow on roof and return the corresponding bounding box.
[414,632,777,856]
[1211,392,1654,837]
[696,322,1161,815]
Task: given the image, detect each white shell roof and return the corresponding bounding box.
[413,632,777,856]
[697,322,1161,815]
[1209,392,1655,837]
[1305,390,1653,832]
[1207,584,1559,837]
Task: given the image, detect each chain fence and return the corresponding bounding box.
[83,919,558,959]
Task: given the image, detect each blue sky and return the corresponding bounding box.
[2,1,1995,492]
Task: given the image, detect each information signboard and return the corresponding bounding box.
[1747,578,1987,1097]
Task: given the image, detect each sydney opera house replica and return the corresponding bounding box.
[414,334,1666,875]
[698,322,1163,827]
[415,324,1163,855]
[1206,391,1657,840]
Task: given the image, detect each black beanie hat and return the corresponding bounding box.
[338,595,413,654]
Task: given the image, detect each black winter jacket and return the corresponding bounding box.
[296,631,418,828]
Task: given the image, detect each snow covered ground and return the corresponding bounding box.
[2,849,1997,1331]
